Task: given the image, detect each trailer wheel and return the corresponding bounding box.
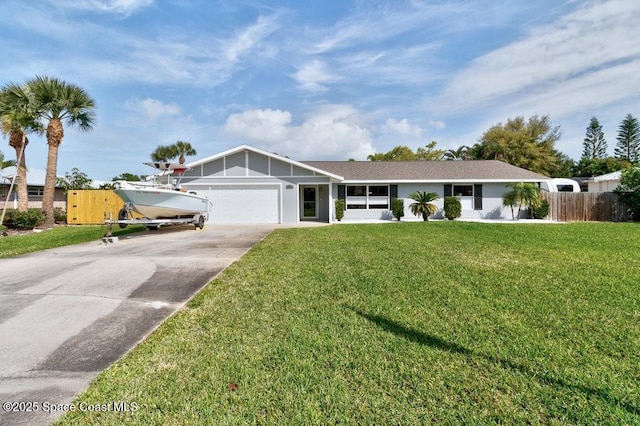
[117,208,128,228]
[195,214,205,230]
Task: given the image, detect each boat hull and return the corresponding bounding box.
[114,187,211,219]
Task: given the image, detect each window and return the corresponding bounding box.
[347,185,366,196]
[368,185,388,196]
[28,186,44,197]
[346,185,389,209]
[453,185,473,197]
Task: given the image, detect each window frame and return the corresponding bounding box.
[346,184,390,210]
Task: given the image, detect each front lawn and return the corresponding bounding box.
[58,222,639,424]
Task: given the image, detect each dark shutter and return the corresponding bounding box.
[444,184,452,197]
[474,184,483,210]
[390,184,398,199]
[338,185,346,200]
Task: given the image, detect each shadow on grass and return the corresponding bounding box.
[350,307,639,416]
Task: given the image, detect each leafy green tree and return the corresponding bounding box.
[112,172,143,182]
[27,75,96,226]
[502,182,541,220]
[474,115,563,176]
[56,168,93,191]
[614,166,640,220]
[408,191,439,221]
[614,114,640,163]
[548,149,575,178]
[0,82,43,212]
[582,117,607,160]
[573,156,629,177]
[368,141,444,161]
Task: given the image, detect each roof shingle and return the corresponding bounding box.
[302,160,549,181]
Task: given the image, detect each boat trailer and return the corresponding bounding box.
[104,202,208,232]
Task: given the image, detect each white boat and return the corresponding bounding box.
[113,162,212,220]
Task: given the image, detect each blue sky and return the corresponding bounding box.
[1,0,639,181]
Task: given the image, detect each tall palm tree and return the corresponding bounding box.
[0,83,43,212]
[409,191,439,221]
[27,76,95,226]
[175,140,197,164]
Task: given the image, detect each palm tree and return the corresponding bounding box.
[27,76,96,226]
[502,191,518,220]
[0,150,16,168]
[151,144,177,162]
[503,182,541,220]
[175,140,197,164]
[151,141,197,164]
[0,82,42,212]
[443,145,472,161]
[409,191,439,221]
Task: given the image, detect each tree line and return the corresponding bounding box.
[368,114,640,178]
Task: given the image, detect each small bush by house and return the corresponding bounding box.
[391,198,405,221]
[443,196,462,220]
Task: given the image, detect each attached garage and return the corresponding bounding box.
[196,184,280,224]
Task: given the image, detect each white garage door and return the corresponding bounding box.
[199,185,280,224]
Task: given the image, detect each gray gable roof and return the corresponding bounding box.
[302,160,549,182]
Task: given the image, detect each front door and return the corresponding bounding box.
[301,186,317,219]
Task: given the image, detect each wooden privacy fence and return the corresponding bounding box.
[67,190,140,224]
[542,192,630,222]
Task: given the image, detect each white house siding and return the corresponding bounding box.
[588,179,620,192]
[333,182,516,222]
[180,150,332,224]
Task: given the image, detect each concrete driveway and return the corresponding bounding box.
[0,224,275,426]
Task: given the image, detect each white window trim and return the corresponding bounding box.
[346,184,389,210]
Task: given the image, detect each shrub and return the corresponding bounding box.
[614,166,640,220]
[443,196,462,220]
[0,224,7,236]
[335,199,345,222]
[5,209,45,229]
[530,199,550,219]
[391,198,405,221]
[53,208,67,223]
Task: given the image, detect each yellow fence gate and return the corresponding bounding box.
[67,190,135,225]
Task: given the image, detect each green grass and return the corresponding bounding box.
[0,225,145,258]
[58,222,639,424]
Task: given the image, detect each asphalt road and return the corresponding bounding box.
[0,224,275,425]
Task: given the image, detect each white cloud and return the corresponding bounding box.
[59,0,152,15]
[224,109,292,143]
[224,13,282,64]
[223,105,374,160]
[438,0,640,113]
[427,120,446,129]
[292,59,340,92]
[384,118,423,137]
[124,98,181,121]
